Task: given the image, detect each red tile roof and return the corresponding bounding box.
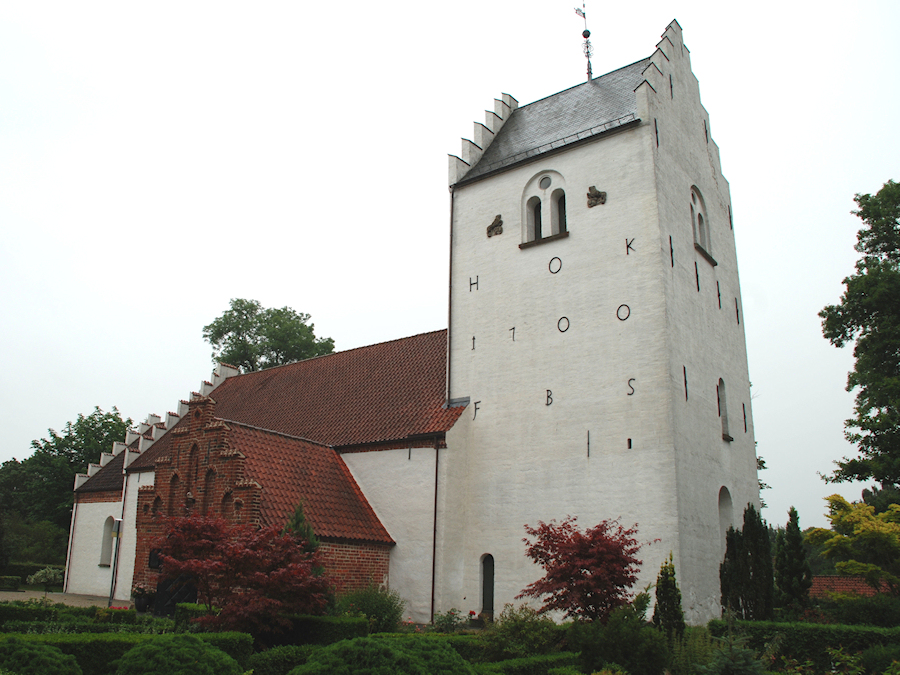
[77,330,460,544]
[810,575,886,598]
[231,422,393,544]
[205,330,460,447]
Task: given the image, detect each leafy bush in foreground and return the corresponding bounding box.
[113,634,242,675]
[336,585,405,633]
[0,636,82,675]
[479,604,563,662]
[287,635,476,675]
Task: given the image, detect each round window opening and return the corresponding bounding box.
[539,176,552,190]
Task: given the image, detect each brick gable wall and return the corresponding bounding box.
[131,396,392,597]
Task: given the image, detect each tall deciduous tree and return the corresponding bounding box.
[774,507,812,608]
[806,494,900,594]
[720,504,774,620]
[820,180,900,485]
[0,407,131,532]
[157,515,330,636]
[203,298,334,372]
[517,515,643,622]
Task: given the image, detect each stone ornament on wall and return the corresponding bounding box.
[587,186,606,207]
[487,215,503,237]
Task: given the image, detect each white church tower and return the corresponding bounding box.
[436,20,758,624]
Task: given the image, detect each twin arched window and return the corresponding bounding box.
[524,174,567,244]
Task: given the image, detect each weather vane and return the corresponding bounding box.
[575,3,593,82]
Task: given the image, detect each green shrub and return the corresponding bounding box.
[4,563,65,585]
[817,593,900,627]
[666,626,720,675]
[173,602,210,632]
[695,633,767,675]
[197,632,254,668]
[26,567,64,591]
[708,619,900,672]
[569,603,668,675]
[336,585,405,633]
[546,667,584,675]
[474,652,579,674]
[94,608,137,625]
[860,643,900,674]
[5,633,144,675]
[287,635,476,675]
[433,608,465,633]
[275,614,368,646]
[0,636,82,675]
[0,601,57,624]
[113,634,242,675]
[247,645,318,675]
[480,604,563,662]
[0,577,19,591]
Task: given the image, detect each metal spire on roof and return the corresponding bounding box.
[575,3,593,82]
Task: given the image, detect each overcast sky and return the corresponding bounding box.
[1,1,898,530]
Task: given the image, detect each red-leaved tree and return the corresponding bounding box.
[517,515,644,622]
[156,514,330,635]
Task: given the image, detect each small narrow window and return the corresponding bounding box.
[100,516,114,566]
[551,189,566,235]
[718,487,733,555]
[691,186,715,264]
[718,378,733,441]
[168,474,181,516]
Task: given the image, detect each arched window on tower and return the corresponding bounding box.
[718,486,733,558]
[551,189,567,235]
[527,196,542,242]
[691,187,715,265]
[717,378,733,442]
[100,516,114,566]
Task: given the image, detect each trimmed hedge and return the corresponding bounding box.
[0,631,253,675]
[173,602,210,632]
[247,645,319,675]
[708,619,900,671]
[0,636,82,675]
[274,615,368,646]
[0,604,57,624]
[113,633,242,675]
[377,633,487,663]
[0,578,19,592]
[473,652,580,675]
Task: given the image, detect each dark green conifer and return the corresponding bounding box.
[652,551,685,642]
[719,504,774,620]
[774,507,812,608]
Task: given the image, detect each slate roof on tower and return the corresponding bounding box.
[460,58,650,183]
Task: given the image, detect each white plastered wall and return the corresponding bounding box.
[438,119,680,619]
[66,500,121,597]
[342,447,437,623]
[642,22,759,622]
[112,471,150,602]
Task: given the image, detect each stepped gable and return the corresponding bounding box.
[205,329,461,448]
[75,451,126,492]
[459,59,650,183]
[231,423,393,544]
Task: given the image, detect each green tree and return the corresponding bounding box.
[720,504,774,620]
[652,552,685,643]
[0,407,131,532]
[203,298,334,372]
[283,500,319,553]
[806,494,900,594]
[819,180,900,485]
[773,507,812,608]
